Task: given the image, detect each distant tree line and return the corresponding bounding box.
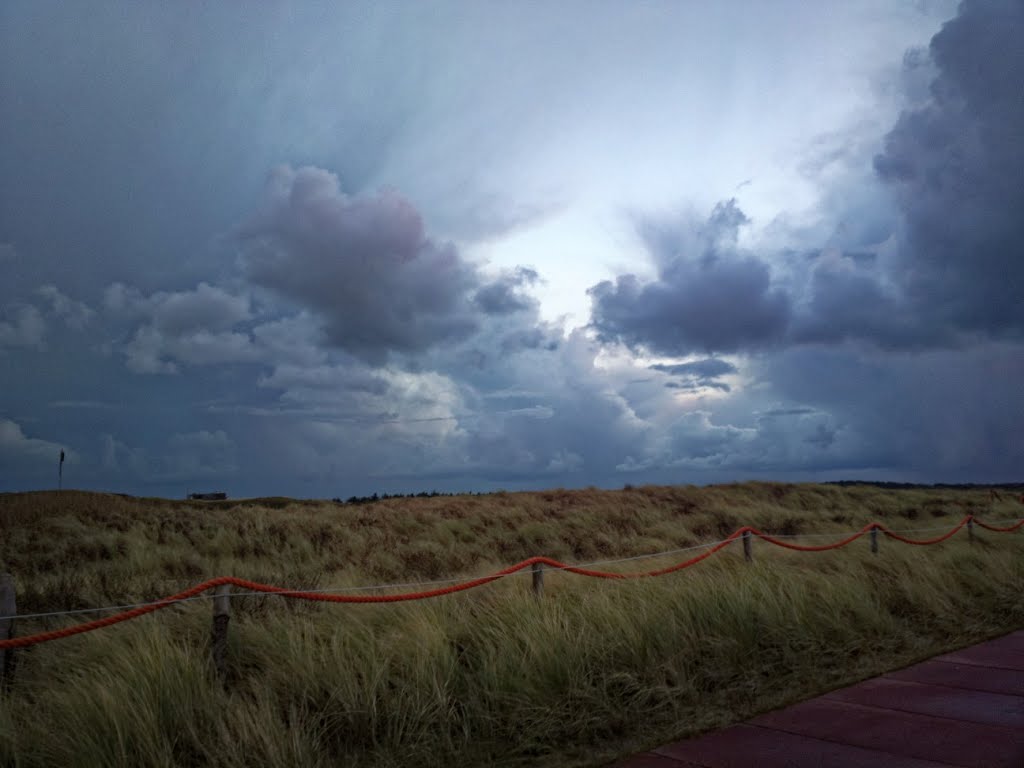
[331,481,1024,506]
[826,481,1024,491]
[332,490,491,505]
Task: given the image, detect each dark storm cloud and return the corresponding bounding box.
[871,0,1024,340]
[758,342,1024,481]
[239,166,505,364]
[498,327,560,354]
[665,380,730,392]
[589,200,791,355]
[649,359,737,378]
[789,251,945,349]
[758,407,815,417]
[473,267,540,315]
[650,358,736,392]
[787,0,1024,352]
[594,2,1023,357]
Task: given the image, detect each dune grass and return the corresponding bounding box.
[1,483,1022,767]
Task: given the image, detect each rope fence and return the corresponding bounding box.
[0,512,1021,685]
[8,515,1024,626]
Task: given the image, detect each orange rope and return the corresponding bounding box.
[1,514,1018,650]
[750,523,874,551]
[877,516,972,545]
[0,578,229,650]
[974,518,1024,533]
[553,528,747,578]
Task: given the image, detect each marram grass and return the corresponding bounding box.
[1,483,1022,767]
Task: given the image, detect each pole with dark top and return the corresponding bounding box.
[211,584,231,681]
[1,573,15,693]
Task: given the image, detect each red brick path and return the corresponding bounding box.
[613,630,1024,768]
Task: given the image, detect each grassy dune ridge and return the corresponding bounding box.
[1,483,1022,767]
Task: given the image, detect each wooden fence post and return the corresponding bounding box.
[968,517,975,545]
[743,530,752,563]
[1,573,15,693]
[211,584,231,681]
[870,526,879,555]
[532,561,544,599]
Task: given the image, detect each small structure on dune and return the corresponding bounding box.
[188,492,227,501]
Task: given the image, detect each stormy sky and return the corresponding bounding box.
[2,0,1022,498]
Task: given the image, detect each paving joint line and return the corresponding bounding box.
[927,658,1024,672]
[882,675,1024,697]
[743,721,970,767]
[820,690,1024,728]
[874,674,1024,698]
[790,696,1024,733]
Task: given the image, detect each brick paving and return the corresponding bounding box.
[613,630,1024,768]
